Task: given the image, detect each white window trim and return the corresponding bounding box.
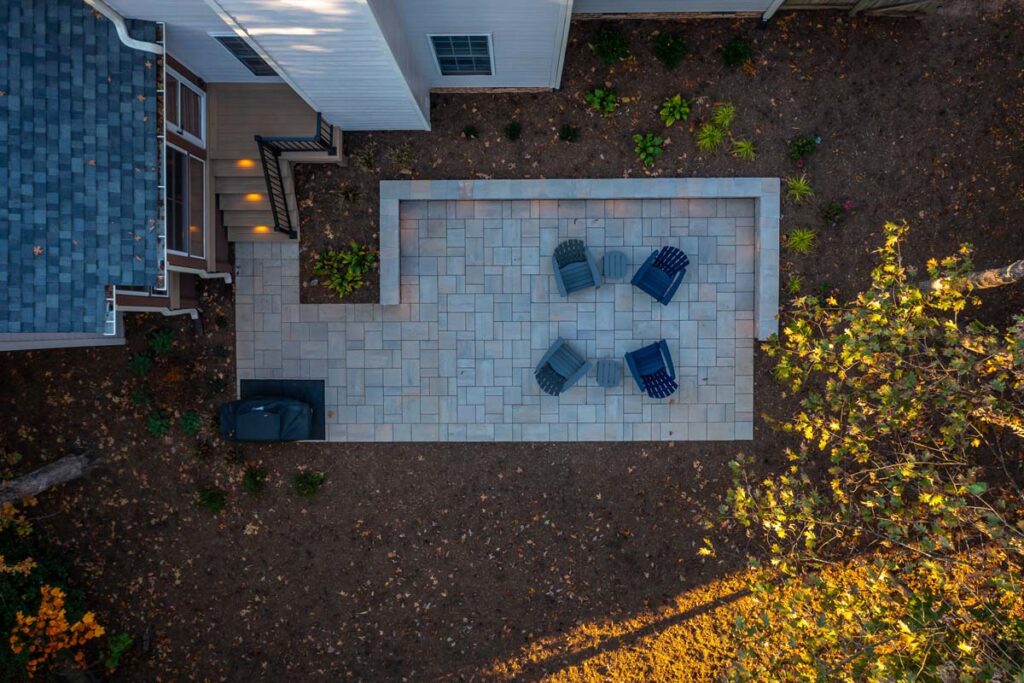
[165,142,206,260]
[427,33,495,78]
[165,66,206,148]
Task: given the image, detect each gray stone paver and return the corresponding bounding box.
[236,197,758,442]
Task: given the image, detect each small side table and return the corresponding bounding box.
[603,251,627,280]
[596,359,622,388]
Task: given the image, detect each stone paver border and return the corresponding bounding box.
[380,178,780,339]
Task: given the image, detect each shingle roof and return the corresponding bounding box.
[0,0,160,333]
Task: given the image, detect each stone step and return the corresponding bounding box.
[215,176,267,194]
[211,158,263,178]
[223,209,275,228]
[226,225,291,242]
[219,192,271,212]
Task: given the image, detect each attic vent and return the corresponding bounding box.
[213,35,276,76]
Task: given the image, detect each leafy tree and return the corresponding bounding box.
[712,223,1024,680]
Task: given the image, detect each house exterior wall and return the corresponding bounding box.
[393,0,573,89]
[207,0,430,131]
[573,0,772,12]
[104,0,281,83]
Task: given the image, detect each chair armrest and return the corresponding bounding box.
[584,247,602,289]
[630,251,659,287]
[624,352,645,391]
[551,255,569,297]
[562,360,592,392]
[657,340,676,380]
[535,337,566,373]
[658,268,687,305]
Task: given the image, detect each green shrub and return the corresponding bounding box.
[591,27,629,65]
[789,134,818,161]
[387,141,414,168]
[293,471,326,498]
[207,377,228,395]
[559,124,580,142]
[710,102,736,130]
[731,138,756,161]
[352,141,377,172]
[462,125,479,140]
[242,465,268,497]
[504,121,522,141]
[584,88,618,116]
[787,227,818,254]
[146,410,170,437]
[658,95,690,127]
[196,486,227,514]
[786,274,805,294]
[785,174,814,204]
[340,186,362,204]
[128,352,153,376]
[179,410,201,436]
[313,241,378,301]
[104,633,134,671]
[632,133,664,167]
[821,201,846,225]
[695,123,726,153]
[148,328,173,355]
[720,36,752,67]
[653,32,688,69]
[130,386,150,406]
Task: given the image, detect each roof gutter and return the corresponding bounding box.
[83,0,164,54]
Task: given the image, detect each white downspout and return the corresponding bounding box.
[83,0,164,54]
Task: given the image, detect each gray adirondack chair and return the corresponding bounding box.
[534,337,591,396]
[552,239,601,296]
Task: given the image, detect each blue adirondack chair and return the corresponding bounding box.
[631,246,689,305]
[552,239,602,297]
[535,337,591,396]
[625,340,678,399]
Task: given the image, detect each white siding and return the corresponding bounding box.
[573,0,771,12]
[394,0,573,89]
[104,0,281,82]
[208,0,430,131]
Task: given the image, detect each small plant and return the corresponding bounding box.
[731,138,756,161]
[340,186,362,204]
[786,174,814,204]
[104,633,134,671]
[242,465,268,496]
[387,141,414,169]
[559,124,580,142]
[821,201,847,226]
[313,241,379,300]
[710,102,736,130]
[146,410,170,437]
[128,356,151,376]
[786,274,805,294]
[207,376,228,395]
[789,134,819,162]
[504,121,522,141]
[462,125,479,140]
[653,32,688,70]
[584,88,618,115]
[196,486,227,514]
[787,227,818,255]
[632,133,664,167]
[695,123,726,153]
[179,410,202,436]
[352,141,377,172]
[720,36,752,68]
[148,328,173,355]
[293,471,326,498]
[130,386,150,406]
[212,344,230,359]
[659,95,690,126]
[591,28,629,65]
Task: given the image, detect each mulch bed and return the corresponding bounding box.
[1,6,1023,681]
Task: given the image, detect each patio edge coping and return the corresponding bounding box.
[379,178,780,340]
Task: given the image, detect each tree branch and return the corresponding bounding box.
[0,453,102,505]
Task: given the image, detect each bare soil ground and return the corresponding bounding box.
[2,6,1024,681]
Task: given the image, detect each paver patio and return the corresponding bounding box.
[235,179,779,441]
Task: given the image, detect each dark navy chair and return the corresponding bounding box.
[631,246,689,305]
[625,340,678,399]
[552,239,602,297]
[535,337,591,396]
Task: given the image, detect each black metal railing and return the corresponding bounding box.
[253,113,336,238]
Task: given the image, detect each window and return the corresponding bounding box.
[165,69,205,146]
[430,35,493,76]
[166,146,205,259]
[213,35,277,77]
